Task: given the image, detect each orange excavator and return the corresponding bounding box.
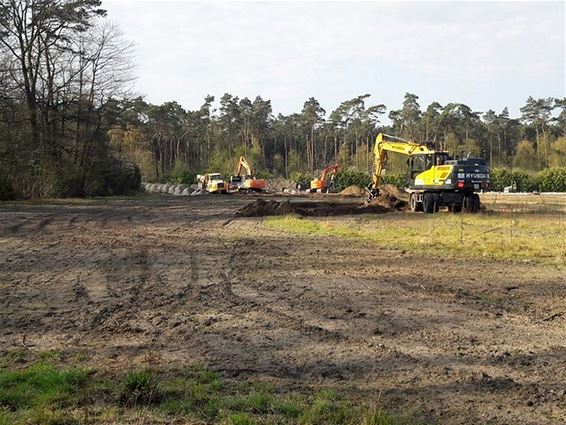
[230,156,268,192]
[310,164,339,193]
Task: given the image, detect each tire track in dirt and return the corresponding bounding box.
[90,248,152,332]
[2,196,565,425]
[34,214,55,230]
[188,235,353,378]
[73,274,91,303]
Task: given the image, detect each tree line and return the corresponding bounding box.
[1,1,565,200]
[109,92,566,182]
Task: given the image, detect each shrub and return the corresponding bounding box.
[538,167,566,192]
[166,161,197,185]
[167,169,196,185]
[335,170,371,191]
[490,168,538,192]
[489,168,512,192]
[254,170,275,180]
[290,171,312,189]
[381,172,407,187]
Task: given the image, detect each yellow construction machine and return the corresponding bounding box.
[229,156,267,192]
[310,164,339,192]
[197,173,228,194]
[370,133,490,213]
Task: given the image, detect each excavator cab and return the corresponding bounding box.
[408,153,450,180]
[409,155,429,179]
[230,175,243,187]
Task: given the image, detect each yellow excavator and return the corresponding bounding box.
[229,156,267,192]
[370,133,490,213]
[310,164,339,192]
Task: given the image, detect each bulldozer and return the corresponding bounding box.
[229,156,267,193]
[369,133,490,213]
[197,173,228,194]
[310,164,339,193]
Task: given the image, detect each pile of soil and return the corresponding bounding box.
[381,184,410,202]
[339,185,366,197]
[236,199,295,216]
[269,179,297,193]
[365,195,406,211]
[236,199,398,217]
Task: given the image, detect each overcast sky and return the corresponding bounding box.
[103,1,565,119]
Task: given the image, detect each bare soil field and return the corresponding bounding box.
[1,193,565,424]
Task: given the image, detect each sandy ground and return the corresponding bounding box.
[1,194,565,424]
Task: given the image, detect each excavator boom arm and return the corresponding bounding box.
[236,156,253,176]
[371,133,434,190]
[320,164,339,181]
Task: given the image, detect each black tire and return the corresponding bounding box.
[409,193,423,212]
[432,193,440,212]
[462,194,474,213]
[409,193,417,212]
[422,192,435,213]
[449,203,462,213]
[472,193,480,213]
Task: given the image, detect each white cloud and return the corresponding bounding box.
[103,1,565,115]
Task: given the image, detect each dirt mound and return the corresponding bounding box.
[236,199,295,216]
[380,184,410,202]
[358,184,409,211]
[269,179,297,193]
[365,191,407,211]
[339,185,366,197]
[236,199,396,217]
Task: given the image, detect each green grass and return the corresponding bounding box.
[0,360,424,425]
[0,362,90,425]
[119,369,161,406]
[0,363,89,410]
[264,212,566,264]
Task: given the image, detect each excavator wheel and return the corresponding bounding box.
[409,193,423,212]
[448,203,462,213]
[422,193,435,213]
[472,193,480,213]
[463,194,479,213]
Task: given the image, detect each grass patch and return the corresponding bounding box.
[0,360,423,425]
[0,362,90,425]
[264,213,566,264]
[119,369,161,406]
[226,412,256,425]
[0,363,89,410]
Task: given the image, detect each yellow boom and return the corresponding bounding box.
[371,133,434,191]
